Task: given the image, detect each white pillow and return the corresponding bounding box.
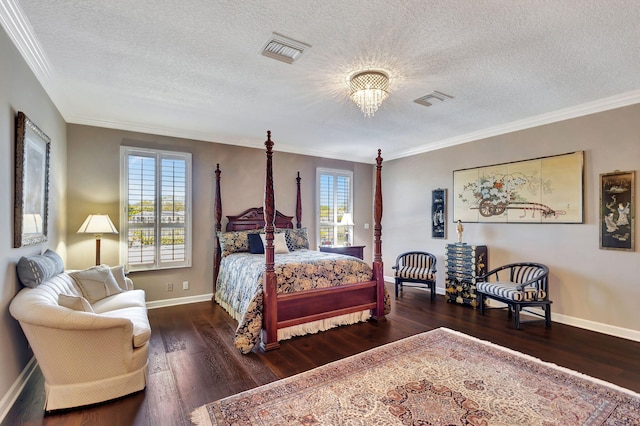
[69,265,123,303]
[58,294,94,312]
[110,265,129,291]
[260,233,290,254]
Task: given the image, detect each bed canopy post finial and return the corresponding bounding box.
[213,163,222,297]
[372,149,385,321]
[296,171,302,229]
[262,130,279,351]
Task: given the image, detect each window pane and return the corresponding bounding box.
[127,227,155,265]
[160,226,185,262]
[128,155,156,227]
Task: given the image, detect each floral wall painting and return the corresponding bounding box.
[453,151,584,223]
[14,111,51,248]
[600,170,634,251]
[431,189,446,238]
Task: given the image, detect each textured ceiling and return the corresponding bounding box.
[3,0,640,163]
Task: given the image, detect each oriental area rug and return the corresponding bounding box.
[190,328,640,425]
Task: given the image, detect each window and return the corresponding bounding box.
[317,168,353,246]
[120,147,192,271]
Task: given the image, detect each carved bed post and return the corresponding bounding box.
[296,171,302,229]
[212,164,222,299]
[372,149,386,320]
[261,131,280,351]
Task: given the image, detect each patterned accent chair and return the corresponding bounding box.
[476,262,551,329]
[392,251,437,300]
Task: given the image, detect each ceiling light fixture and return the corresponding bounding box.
[349,70,389,118]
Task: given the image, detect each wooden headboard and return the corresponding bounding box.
[226,207,294,231]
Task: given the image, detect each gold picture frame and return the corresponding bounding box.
[600,170,634,251]
[14,111,50,248]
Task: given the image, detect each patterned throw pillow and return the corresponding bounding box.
[218,231,250,257]
[286,228,310,250]
[16,249,65,288]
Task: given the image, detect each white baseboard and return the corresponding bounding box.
[384,276,640,343]
[0,356,37,424]
[146,293,214,310]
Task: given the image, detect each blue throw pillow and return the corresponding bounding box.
[247,233,264,254]
[16,249,64,288]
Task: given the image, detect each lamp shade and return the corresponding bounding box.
[339,213,355,226]
[77,214,118,235]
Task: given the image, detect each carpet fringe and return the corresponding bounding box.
[189,405,212,426]
[437,327,640,399]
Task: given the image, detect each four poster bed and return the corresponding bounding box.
[213,131,388,353]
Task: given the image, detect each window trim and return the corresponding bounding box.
[316,167,354,247]
[120,146,192,271]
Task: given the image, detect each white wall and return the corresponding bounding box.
[382,104,640,336]
[0,27,67,414]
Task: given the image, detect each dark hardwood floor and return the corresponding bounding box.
[4,285,640,425]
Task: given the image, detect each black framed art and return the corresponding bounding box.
[600,170,634,251]
[432,188,446,239]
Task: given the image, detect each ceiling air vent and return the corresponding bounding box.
[261,32,311,64]
[414,91,454,107]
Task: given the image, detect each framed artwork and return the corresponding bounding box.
[453,151,584,223]
[14,111,50,248]
[600,170,634,251]
[432,188,446,238]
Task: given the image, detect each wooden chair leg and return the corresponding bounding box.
[430,283,436,301]
[395,279,400,297]
[478,293,486,315]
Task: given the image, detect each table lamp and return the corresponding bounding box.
[339,213,355,246]
[77,214,118,265]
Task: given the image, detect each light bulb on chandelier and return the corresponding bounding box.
[349,70,389,118]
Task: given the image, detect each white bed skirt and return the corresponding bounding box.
[214,294,370,346]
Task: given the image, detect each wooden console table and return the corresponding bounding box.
[319,245,365,260]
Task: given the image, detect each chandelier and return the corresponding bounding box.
[349,71,389,118]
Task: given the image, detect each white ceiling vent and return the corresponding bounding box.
[261,32,311,64]
[414,91,454,107]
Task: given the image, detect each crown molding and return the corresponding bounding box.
[0,0,52,83]
[386,90,640,161]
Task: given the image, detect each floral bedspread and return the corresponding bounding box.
[215,249,388,353]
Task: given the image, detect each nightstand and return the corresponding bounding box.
[319,245,365,260]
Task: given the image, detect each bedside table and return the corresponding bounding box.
[319,245,365,260]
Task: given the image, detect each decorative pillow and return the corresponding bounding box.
[16,249,65,288]
[218,230,261,257]
[110,265,129,291]
[58,294,94,312]
[69,265,123,304]
[260,233,290,254]
[248,233,265,254]
[286,228,310,250]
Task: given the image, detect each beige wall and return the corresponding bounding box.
[0,29,67,409]
[383,104,640,335]
[66,125,376,302]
